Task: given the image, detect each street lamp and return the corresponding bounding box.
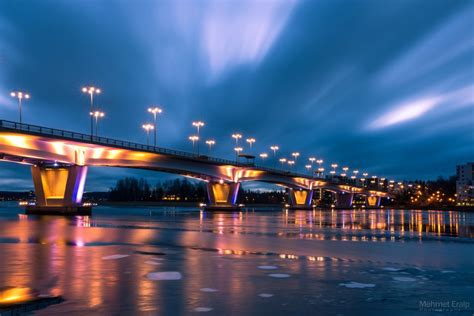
[142,123,154,145]
[89,111,105,137]
[192,121,205,155]
[259,153,268,164]
[291,152,300,171]
[232,133,242,145]
[305,164,312,175]
[317,159,323,168]
[318,167,325,178]
[279,158,287,169]
[10,91,30,124]
[205,139,215,154]
[82,86,101,135]
[246,137,256,149]
[330,163,338,175]
[189,135,199,154]
[234,147,243,162]
[288,160,295,172]
[270,145,279,168]
[342,167,349,179]
[148,106,162,146]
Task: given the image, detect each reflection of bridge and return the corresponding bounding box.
[0,120,388,213]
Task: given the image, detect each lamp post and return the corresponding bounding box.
[342,166,349,181]
[142,123,154,145]
[259,153,268,164]
[246,138,256,150]
[270,145,279,168]
[291,152,300,172]
[288,160,295,173]
[318,167,325,178]
[353,170,359,184]
[205,140,215,154]
[10,91,30,124]
[148,107,162,146]
[82,86,101,136]
[89,111,105,137]
[232,133,242,145]
[234,147,243,162]
[279,158,287,170]
[305,164,312,175]
[192,121,205,155]
[189,135,199,154]
[330,163,338,177]
[317,159,323,168]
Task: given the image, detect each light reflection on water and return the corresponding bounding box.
[0,206,473,315]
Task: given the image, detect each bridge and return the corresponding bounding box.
[0,120,388,214]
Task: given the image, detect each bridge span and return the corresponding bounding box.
[0,120,388,213]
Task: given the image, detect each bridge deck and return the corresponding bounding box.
[0,119,387,195]
[0,120,306,177]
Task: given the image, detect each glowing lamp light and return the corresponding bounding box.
[142,123,154,131]
[148,107,163,115]
[259,153,268,159]
[90,111,105,118]
[246,137,256,148]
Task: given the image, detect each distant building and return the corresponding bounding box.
[456,162,474,206]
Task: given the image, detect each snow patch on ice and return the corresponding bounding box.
[102,254,129,260]
[194,307,213,312]
[268,273,290,278]
[258,293,274,298]
[147,271,182,280]
[339,282,376,289]
[392,276,416,282]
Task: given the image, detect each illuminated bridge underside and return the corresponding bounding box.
[0,128,388,209]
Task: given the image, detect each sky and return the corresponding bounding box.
[0,0,473,191]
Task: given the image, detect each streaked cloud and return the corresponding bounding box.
[201,0,296,80]
[369,84,474,129]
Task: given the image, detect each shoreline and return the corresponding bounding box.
[97,201,474,212]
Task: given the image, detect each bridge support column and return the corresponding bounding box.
[366,196,381,208]
[205,181,240,210]
[287,188,313,209]
[27,165,90,215]
[335,192,354,209]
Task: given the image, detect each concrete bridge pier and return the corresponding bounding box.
[287,188,313,209]
[366,196,382,208]
[26,165,91,215]
[205,181,241,211]
[335,192,354,209]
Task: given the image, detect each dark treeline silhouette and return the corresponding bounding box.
[108,177,286,203]
[109,177,207,202]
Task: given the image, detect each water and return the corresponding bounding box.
[0,203,473,315]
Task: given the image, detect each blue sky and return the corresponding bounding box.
[0,0,473,191]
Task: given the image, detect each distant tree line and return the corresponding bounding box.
[108,177,206,202]
[107,177,288,204]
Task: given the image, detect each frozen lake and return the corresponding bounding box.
[0,204,473,315]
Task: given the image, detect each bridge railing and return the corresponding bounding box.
[0,120,389,193]
[0,120,302,174]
